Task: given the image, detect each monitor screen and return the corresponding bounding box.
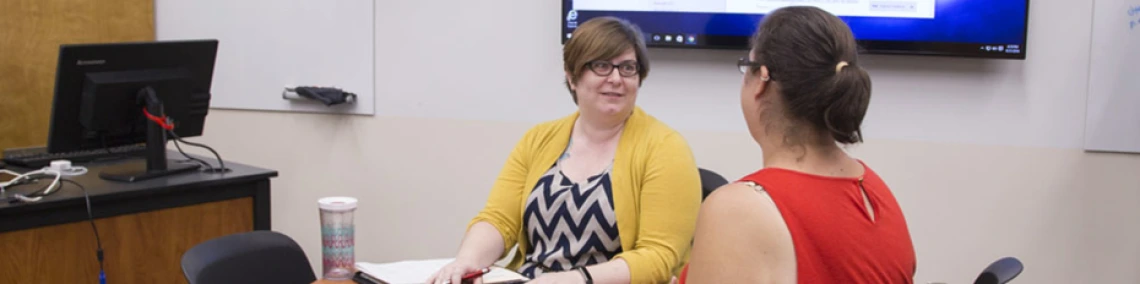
[561,0,1029,59]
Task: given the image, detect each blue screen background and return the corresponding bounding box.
[565,1,1028,45]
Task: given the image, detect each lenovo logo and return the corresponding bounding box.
[77,59,106,66]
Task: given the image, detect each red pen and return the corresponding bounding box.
[461,267,492,281]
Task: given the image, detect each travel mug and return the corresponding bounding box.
[319,196,357,280]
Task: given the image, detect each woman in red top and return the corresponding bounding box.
[680,6,916,284]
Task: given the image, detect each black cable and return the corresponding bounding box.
[170,136,215,171]
[12,174,59,198]
[166,129,227,172]
[23,181,56,198]
[60,179,104,281]
[148,108,225,173]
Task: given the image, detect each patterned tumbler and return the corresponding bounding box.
[319,196,357,280]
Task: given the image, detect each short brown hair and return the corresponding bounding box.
[750,6,871,145]
[563,17,651,104]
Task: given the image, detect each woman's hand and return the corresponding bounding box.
[426,258,485,284]
[526,271,586,284]
[429,222,507,284]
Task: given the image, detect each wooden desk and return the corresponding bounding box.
[0,153,275,284]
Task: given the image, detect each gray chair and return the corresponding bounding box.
[181,230,317,284]
[698,168,729,200]
[973,257,1024,284]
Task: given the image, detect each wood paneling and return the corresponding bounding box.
[0,198,254,284]
[0,0,155,150]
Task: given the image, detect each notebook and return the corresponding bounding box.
[354,258,529,284]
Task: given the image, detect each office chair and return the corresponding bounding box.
[698,168,729,200]
[973,257,1024,284]
[181,230,317,284]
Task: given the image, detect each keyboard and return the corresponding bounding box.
[2,144,148,168]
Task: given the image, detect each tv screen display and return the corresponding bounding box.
[561,0,1030,59]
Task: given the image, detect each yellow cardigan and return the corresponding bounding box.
[469,107,702,284]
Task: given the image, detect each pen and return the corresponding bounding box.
[461,267,492,280]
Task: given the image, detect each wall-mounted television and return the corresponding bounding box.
[561,0,1030,60]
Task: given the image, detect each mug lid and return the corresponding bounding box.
[318,196,358,210]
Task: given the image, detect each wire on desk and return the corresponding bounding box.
[166,129,228,173]
[1,169,61,202]
[171,136,215,172]
[60,179,105,281]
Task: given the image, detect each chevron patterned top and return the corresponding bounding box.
[518,161,622,279]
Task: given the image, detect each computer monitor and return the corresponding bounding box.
[46,39,218,182]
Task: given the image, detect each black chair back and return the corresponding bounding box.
[698,168,729,200]
[181,230,317,284]
[973,257,1024,284]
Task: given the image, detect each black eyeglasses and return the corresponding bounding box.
[737,57,762,74]
[586,60,640,77]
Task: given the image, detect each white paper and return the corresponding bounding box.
[355,258,528,284]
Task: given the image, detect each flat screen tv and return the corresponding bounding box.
[561,0,1030,60]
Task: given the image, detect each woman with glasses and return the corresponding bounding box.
[427,16,702,284]
[679,6,916,284]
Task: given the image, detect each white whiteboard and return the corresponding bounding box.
[1084,0,1140,152]
[155,0,375,115]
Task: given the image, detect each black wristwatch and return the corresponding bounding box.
[576,266,594,284]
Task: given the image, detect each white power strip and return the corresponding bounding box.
[49,160,88,176]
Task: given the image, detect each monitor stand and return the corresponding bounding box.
[99,87,200,182]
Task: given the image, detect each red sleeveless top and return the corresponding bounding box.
[681,162,916,283]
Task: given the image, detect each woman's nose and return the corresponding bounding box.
[605,69,624,85]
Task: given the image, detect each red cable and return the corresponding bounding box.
[142,108,175,130]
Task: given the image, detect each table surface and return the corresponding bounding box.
[0,152,276,210]
[0,152,277,232]
[312,279,356,284]
[312,268,362,284]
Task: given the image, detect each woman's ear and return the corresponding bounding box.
[756,66,771,99]
[744,66,771,101]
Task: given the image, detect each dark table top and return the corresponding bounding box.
[0,152,277,231]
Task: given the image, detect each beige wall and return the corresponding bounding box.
[160,0,1140,282]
